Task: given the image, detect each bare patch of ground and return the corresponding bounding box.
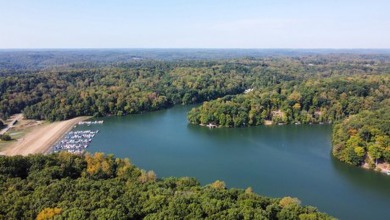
[0,116,89,156]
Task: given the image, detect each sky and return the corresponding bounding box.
[0,0,389,49]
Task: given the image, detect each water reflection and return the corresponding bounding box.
[331,156,390,195]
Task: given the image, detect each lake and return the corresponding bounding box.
[75,105,390,219]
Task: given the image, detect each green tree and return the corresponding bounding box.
[0,133,12,141]
[368,143,383,165]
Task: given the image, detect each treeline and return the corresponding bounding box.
[2,54,389,121]
[188,75,390,127]
[0,152,333,219]
[1,49,389,75]
[1,65,248,120]
[0,57,305,121]
[332,107,390,167]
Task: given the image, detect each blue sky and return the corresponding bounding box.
[0,0,389,48]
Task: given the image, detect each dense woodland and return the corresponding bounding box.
[1,50,390,170]
[0,50,389,216]
[0,152,333,219]
[332,107,390,167]
[183,56,389,170]
[1,58,279,120]
[188,75,389,127]
[1,51,389,121]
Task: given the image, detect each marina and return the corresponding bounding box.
[53,120,104,153]
[53,130,99,153]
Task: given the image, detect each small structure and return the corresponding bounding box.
[78,120,104,125]
[244,88,254,94]
[206,123,217,128]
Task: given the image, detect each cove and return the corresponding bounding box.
[75,105,390,219]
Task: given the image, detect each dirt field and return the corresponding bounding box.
[0,116,89,156]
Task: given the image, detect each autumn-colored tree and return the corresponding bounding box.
[36,208,62,220]
[138,170,157,183]
[210,180,226,190]
[116,158,133,178]
[279,197,301,208]
[85,152,114,178]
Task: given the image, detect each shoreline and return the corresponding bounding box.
[362,162,390,175]
[1,116,90,156]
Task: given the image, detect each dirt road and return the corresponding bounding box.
[0,114,23,135]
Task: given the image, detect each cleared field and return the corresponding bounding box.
[0,116,89,156]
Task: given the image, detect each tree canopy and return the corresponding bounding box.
[1,51,389,173]
[188,75,389,127]
[332,107,390,167]
[0,152,333,219]
[1,53,389,121]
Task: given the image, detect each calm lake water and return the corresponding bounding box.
[76,105,390,219]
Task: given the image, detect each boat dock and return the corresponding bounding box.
[78,120,104,125]
[53,130,99,154]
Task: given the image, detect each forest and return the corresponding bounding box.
[0,152,334,219]
[185,66,389,171]
[1,50,389,173]
[1,51,389,122]
[332,107,390,167]
[188,75,389,127]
